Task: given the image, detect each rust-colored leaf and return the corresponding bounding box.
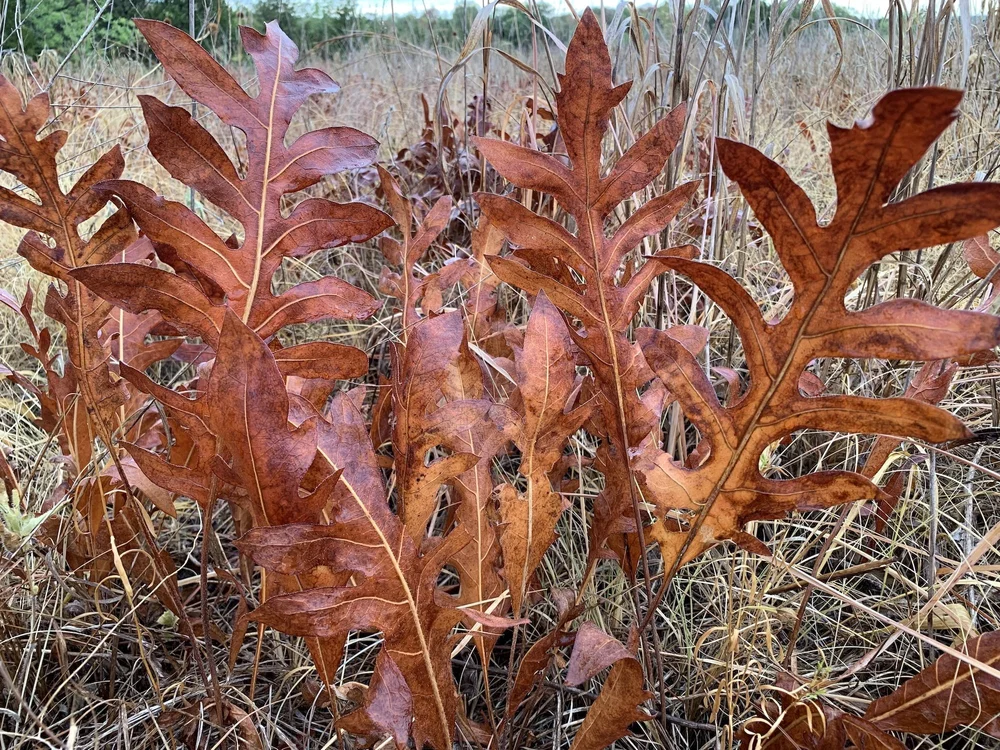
[504,588,580,724]
[116,363,217,508]
[842,716,907,750]
[474,8,696,571]
[635,88,1000,572]
[239,500,469,749]
[426,213,511,357]
[222,307,519,748]
[76,20,390,343]
[0,77,131,447]
[741,634,1000,750]
[64,21,390,567]
[390,311,517,649]
[10,12,1000,749]
[864,630,1000,738]
[565,623,652,750]
[0,76,187,571]
[964,234,999,280]
[208,311,324,527]
[391,312,482,539]
[499,292,593,614]
[963,234,1000,309]
[739,694,848,750]
[336,649,412,747]
[377,166,452,339]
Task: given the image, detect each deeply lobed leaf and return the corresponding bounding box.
[637,88,1000,570]
[74,20,390,346]
[474,8,696,572]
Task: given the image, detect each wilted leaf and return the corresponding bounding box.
[565,622,652,750]
[207,311,325,527]
[864,630,1000,738]
[504,588,580,724]
[964,234,999,280]
[337,649,413,748]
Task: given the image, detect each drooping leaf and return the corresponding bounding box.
[963,234,999,280]
[739,693,849,750]
[336,649,413,747]
[963,234,1000,309]
[564,622,652,750]
[864,630,1000,738]
[207,311,324,527]
[842,716,907,750]
[740,634,1000,750]
[436,397,517,653]
[188,312,391,709]
[117,363,218,508]
[504,588,580,725]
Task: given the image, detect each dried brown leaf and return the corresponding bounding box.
[637,88,1000,570]
[565,623,652,750]
[864,630,1000,738]
[74,20,390,343]
[474,8,695,570]
[499,293,593,613]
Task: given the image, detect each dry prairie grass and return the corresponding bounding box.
[1,3,1000,749]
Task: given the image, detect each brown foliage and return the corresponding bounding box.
[0,77,131,447]
[6,10,1000,750]
[73,19,390,343]
[499,292,592,614]
[565,623,652,750]
[864,630,1000,737]
[377,165,453,337]
[71,20,388,510]
[634,87,1000,574]
[744,632,1000,747]
[0,76,182,573]
[862,359,958,533]
[475,8,697,577]
[391,310,518,654]
[239,473,467,749]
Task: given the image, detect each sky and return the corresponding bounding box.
[353,0,895,19]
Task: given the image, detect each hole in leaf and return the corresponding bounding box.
[767,429,864,481]
[437,564,460,595]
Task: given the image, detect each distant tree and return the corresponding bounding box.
[0,0,251,57]
[1,0,573,61]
